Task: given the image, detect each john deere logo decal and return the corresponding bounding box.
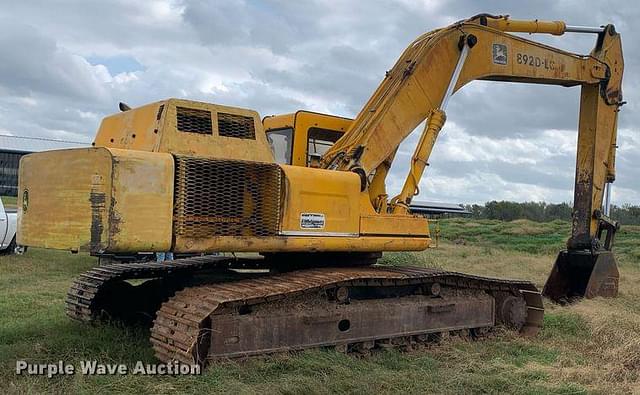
[493,43,507,65]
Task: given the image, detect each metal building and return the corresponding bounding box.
[409,201,471,218]
[0,135,88,196]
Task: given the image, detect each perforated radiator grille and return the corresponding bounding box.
[173,155,282,238]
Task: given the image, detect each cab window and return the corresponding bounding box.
[307,127,343,167]
[266,128,293,164]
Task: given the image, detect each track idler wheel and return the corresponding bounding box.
[494,292,527,330]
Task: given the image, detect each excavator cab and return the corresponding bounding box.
[263,111,350,167]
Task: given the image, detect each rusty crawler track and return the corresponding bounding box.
[66,256,245,322]
[150,265,544,365]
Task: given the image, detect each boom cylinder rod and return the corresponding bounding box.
[604,182,612,217]
[391,38,470,214]
[441,41,470,111]
[565,25,605,34]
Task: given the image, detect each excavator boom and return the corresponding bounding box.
[322,14,624,301]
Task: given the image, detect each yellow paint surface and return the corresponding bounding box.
[360,215,429,237]
[107,149,174,252]
[264,110,351,167]
[95,98,275,163]
[18,148,113,251]
[280,165,361,235]
[18,148,174,252]
[175,235,429,253]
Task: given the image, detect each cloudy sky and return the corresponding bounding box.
[0,0,638,205]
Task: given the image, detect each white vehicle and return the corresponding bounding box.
[0,198,18,254]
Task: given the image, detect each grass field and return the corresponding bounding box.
[1,219,639,394]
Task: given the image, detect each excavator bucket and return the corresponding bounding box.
[542,250,619,303]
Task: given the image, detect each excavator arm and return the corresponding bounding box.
[322,15,624,301]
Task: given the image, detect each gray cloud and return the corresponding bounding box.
[0,0,636,205]
[0,19,110,103]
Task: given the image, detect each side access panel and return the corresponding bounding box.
[18,147,174,253]
[18,148,113,251]
[279,165,361,236]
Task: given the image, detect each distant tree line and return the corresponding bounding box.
[463,201,640,225]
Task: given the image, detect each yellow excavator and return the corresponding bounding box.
[17,14,623,365]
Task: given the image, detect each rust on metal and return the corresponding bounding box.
[89,191,106,252]
[66,256,543,366]
[172,156,283,240]
[65,256,242,323]
[151,262,542,365]
[543,250,619,302]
